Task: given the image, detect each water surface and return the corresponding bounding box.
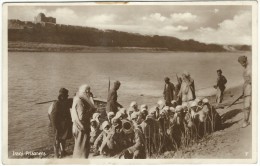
[8,51,251,153]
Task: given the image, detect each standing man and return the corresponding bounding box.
[163,77,175,106]
[214,69,227,104]
[49,88,72,158]
[178,71,196,103]
[175,76,182,105]
[238,56,252,128]
[71,84,96,158]
[106,81,123,114]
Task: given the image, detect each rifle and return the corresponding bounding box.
[176,74,180,84]
[226,94,244,109]
[35,100,57,105]
[108,77,111,95]
[35,97,98,105]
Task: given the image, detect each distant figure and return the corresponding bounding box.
[238,56,252,128]
[106,81,123,114]
[49,88,72,158]
[163,77,175,106]
[178,71,196,102]
[71,84,96,158]
[214,69,227,104]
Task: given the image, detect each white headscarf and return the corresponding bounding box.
[77,84,95,107]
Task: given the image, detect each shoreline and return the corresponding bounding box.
[8,41,249,53]
[8,84,244,159]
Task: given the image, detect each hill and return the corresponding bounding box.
[8,19,251,52]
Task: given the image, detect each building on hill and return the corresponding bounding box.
[34,13,56,24]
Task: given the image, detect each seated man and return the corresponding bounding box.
[93,121,111,156]
[94,118,123,157]
[202,98,222,132]
[90,119,101,145]
[119,112,146,159]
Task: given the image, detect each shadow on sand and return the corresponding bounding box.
[220,108,243,129]
[221,120,240,129]
[221,108,242,122]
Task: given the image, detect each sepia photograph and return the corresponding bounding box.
[2,1,258,164]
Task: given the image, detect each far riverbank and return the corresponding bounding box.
[8,41,170,53]
[8,41,248,53]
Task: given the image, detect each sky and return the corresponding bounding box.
[8,5,252,45]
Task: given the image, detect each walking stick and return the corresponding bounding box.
[226,94,243,108]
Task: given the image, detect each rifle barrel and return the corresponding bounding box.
[35,100,57,105]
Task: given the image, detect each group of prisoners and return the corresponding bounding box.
[90,98,222,158]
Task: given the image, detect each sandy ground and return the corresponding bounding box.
[10,85,253,159]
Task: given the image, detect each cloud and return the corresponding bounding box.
[192,11,252,44]
[141,12,198,24]
[47,8,80,25]
[160,25,188,32]
[148,13,167,22]
[170,12,198,23]
[85,14,116,27]
[8,7,47,21]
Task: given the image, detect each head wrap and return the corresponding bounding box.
[157,99,165,109]
[59,88,68,96]
[130,101,137,107]
[140,104,148,110]
[116,111,124,119]
[114,80,121,87]
[131,112,140,120]
[171,100,177,105]
[183,71,190,77]
[195,98,202,103]
[164,77,170,81]
[112,117,122,127]
[101,121,110,130]
[149,107,157,115]
[175,105,183,113]
[169,107,175,112]
[217,69,222,73]
[190,101,198,108]
[78,84,90,96]
[119,108,127,114]
[108,112,115,118]
[238,56,247,64]
[92,113,101,121]
[202,98,209,104]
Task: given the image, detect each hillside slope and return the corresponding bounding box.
[8,19,228,52]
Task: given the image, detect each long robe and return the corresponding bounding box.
[49,99,72,140]
[71,95,95,158]
[106,89,119,114]
[179,78,195,102]
[163,82,175,106]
